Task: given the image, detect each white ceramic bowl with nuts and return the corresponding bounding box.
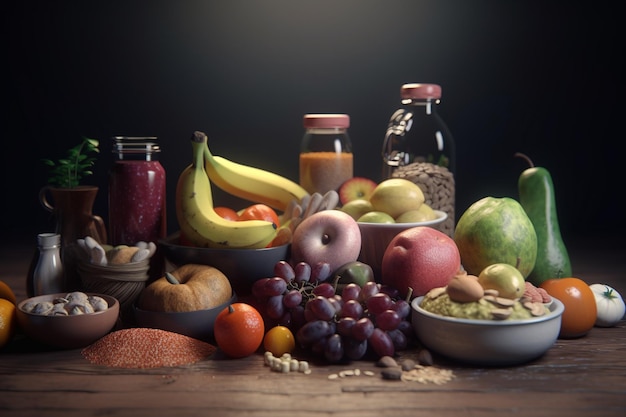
[16,292,120,349]
[411,295,564,366]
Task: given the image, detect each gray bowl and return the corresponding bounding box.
[133,292,236,342]
[158,232,290,296]
[16,293,120,349]
[411,296,564,366]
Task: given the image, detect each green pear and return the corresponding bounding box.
[478,263,526,299]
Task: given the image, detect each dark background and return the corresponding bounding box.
[4,1,623,251]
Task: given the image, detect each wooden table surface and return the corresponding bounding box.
[1,239,625,417]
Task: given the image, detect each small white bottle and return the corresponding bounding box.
[30,233,65,296]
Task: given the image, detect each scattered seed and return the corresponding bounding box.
[264,351,311,374]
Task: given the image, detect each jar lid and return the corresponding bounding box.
[303,114,350,129]
[112,136,160,154]
[401,83,442,100]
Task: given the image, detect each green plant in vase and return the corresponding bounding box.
[39,137,107,285]
[42,137,100,188]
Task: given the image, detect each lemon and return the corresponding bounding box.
[369,178,424,218]
[263,325,296,357]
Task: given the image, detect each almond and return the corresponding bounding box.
[446,274,484,303]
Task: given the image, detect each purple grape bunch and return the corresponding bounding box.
[252,260,414,363]
[252,260,334,332]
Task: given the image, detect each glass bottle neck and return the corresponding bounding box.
[402,98,439,115]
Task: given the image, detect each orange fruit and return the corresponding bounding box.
[263,325,296,356]
[238,204,280,227]
[0,280,16,305]
[214,303,265,358]
[214,206,240,221]
[0,298,17,348]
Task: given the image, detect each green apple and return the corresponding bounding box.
[369,178,425,218]
[340,199,374,221]
[454,196,537,277]
[357,211,395,224]
[333,261,376,292]
[395,204,437,223]
[478,263,526,299]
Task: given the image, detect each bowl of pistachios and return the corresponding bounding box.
[16,291,120,349]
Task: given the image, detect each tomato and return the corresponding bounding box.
[239,204,280,227]
[214,206,239,221]
[540,277,597,338]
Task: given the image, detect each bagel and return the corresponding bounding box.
[137,264,232,312]
[107,246,140,265]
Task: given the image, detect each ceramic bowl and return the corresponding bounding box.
[133,292,237,342]
[16,293,120,349]
[411,296,565,366]
[159,232,290,296]
[357,210,447,279]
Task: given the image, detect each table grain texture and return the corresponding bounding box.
[1,239,624,417]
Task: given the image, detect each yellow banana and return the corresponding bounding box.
[203,138,309,212]
[176,131,278,249]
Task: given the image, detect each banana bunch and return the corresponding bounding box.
[176,131,283,249]
[203,138,309,213]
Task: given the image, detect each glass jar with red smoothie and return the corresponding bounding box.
[108,136,167,246]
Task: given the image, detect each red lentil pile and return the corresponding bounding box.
[82,328,216,368]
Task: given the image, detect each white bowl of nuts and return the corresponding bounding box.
[411,290,564,366]
[16,291,120,349]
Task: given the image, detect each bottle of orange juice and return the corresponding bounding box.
[299,114,353,195]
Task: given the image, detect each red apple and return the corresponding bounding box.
[291,210,362,274]
[338,177,377,205]
[381,226,461,298]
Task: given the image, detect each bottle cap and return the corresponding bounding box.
[401,83,442,100]
[37,233,61,248]
[303,114,350,129]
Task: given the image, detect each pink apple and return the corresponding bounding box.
[381,226,461,298]
[291,210,362,274]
